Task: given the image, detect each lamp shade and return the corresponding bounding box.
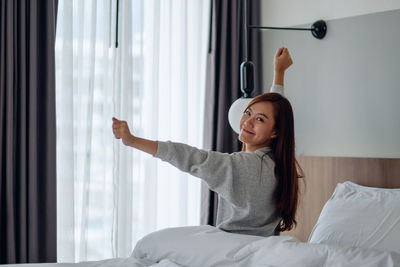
[228,97,253,134]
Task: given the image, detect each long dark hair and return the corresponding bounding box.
[243,92,303,232]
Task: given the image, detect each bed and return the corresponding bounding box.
[5,156,400,266]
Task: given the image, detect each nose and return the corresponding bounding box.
[243,116,254,127]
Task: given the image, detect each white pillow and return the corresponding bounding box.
[308,181,400,253]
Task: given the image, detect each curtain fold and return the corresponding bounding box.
[202,0,262,225]
[0,0,58,264]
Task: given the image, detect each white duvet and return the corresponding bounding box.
[5,225,400,267]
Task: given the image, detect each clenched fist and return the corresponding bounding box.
[274,47,293,73]
[112,117,135,146]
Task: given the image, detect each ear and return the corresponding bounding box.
[271,130,278,139]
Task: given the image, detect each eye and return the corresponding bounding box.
[256,117,264,122]
[244,109,251,115]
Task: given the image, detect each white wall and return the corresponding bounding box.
[261,0,400,26]
[260,3,400,158]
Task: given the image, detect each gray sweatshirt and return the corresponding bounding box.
[154,85,284,237]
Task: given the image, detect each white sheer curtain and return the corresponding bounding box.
[55,0,210,262]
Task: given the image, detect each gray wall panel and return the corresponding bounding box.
[261,9,400,158]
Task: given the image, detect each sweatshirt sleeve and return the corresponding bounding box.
[270,84,284,95]
[154,141,256,200]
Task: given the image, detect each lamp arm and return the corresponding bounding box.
[248,20,327,39]
[248,25,311,31]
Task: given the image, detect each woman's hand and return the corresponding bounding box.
[112,117,135,146]
[273,47,293,86]
[112,117,158,155]
[274,47,293,73]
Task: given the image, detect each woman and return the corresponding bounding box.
[112,47,303,237]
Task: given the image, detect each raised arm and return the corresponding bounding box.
[112,117,237,179]
[270,47,293,95]
[111,117,238,180]
[273,47,293,86]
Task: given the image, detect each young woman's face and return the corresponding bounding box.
[239,101,277,152]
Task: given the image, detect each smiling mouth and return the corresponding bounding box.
[242,128,254,134]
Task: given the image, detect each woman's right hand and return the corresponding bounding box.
[274,47,293,73]
[112,117,135,146]
[273,47,292,86]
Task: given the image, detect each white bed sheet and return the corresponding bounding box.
[4,226,400,267]
[2,257,180,267]
[132,225,400,267]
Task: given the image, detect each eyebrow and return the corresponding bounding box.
[247,107,270,119]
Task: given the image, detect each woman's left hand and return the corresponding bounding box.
[112,117,135,146]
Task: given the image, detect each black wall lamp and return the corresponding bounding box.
[228,0,327,133]
[240,20,327,97]
[248,20,327,40]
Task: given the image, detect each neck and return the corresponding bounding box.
[245,143,270,152]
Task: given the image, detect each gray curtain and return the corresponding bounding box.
[0,0,58,263]
[201,0,263,225]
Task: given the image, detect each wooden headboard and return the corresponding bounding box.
[281,156,400,242]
